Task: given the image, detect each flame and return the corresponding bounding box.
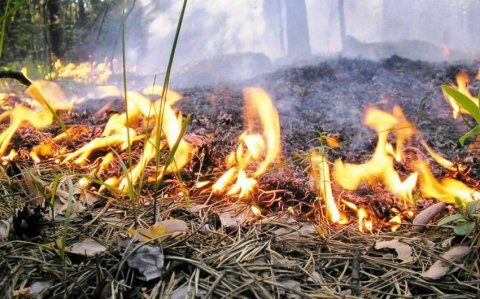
[343,200,373,233]
[311,153,347,224]
[251,205,262,217]
[420,140,465,172]
[415,161,479,204]
[389,215,402,232]
[443,45,451,60]
[47,58,116,84]
[212,87,280,198]
[0,81,72,157]
[333,106,418,204]
[443,72,479,119]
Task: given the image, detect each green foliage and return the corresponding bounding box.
[441,85,480,145]
[438,200,480,236]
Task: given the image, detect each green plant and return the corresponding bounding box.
[152,0,188,222]
[441,85,480,145]
[438,200,480,236]
[59,178,74,268]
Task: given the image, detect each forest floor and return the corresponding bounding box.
[0,56,479,298]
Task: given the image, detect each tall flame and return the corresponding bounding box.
[311,153,347,224]
[212,87,280,198]
[333,106,418,204]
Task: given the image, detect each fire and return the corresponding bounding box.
[0,81,71,157]
[443,72,479,119]
[415,161,479,204]
[47,58,117,84]
[443,45,451,60]
[212,87,280,198]
[333,106,418,205]
[311,153,347,224]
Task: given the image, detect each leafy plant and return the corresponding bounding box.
[438,200,480,236]
[441,85,480,146]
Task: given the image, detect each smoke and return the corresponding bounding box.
[138,0,272,73]
[125,0,479,83]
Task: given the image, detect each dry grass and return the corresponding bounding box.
[0,173,479,299]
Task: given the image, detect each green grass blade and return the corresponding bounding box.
[155,114,191,190]
[50,173,62,233]
[442,85,480,124]
[0,0,11,60]
[60,178,74,268]
[152,0,188,221]
[459,125,480,146]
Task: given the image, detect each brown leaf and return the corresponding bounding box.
[421,246,471,280]
[374,239,414,263]
[412,202,446,232]
[129,219,188,242]
[67,238,107,257]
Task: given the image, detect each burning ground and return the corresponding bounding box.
[0,56,479,298]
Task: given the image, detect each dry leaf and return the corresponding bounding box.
[421,246,471,280]
[127,244,164,281]
[219,209,249,230]
[412,202,446,232]
[129,219,188,242]
[169,285,207,299]
[277,280,303,299]
[0,220,10,241]
[374,239,414,263]
[67,238,107,257]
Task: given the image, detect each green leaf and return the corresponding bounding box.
[466,201,480,216]
[454,197,466,210]
[438,213,464,225]
[442,85,480,124]
[459,125,480,146]
[454,221,476,236]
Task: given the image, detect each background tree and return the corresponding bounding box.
[283,0,311,60]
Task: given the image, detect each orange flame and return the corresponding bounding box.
[443,72,479,119]
[333,106,418,205]
[311,153,347,224]
[47,58,116,84]
[212,88,280,198]
[415,161,479,204]
[420,140,465,172]
[0,81,71,157]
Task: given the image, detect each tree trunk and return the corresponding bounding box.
[338,0,346,50]
[78,0,86,27]
[283,0,311,59]
[47,0,65,59]
[263,0,285,58]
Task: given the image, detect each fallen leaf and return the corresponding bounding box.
[129,219,188,242]
[0,220,10,240]
[277,280,303,299]
[374,239,414,263]
[421,246,471,280]
[219,209,249,230]
[29,281,52,297]
[273,224,317,240]
[67,238,107,257]
[79,190,101,206]
[127,244,164,281]
[412,202,446,232]
[169,285,207,299]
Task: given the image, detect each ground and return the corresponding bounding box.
[0,56,479,298]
